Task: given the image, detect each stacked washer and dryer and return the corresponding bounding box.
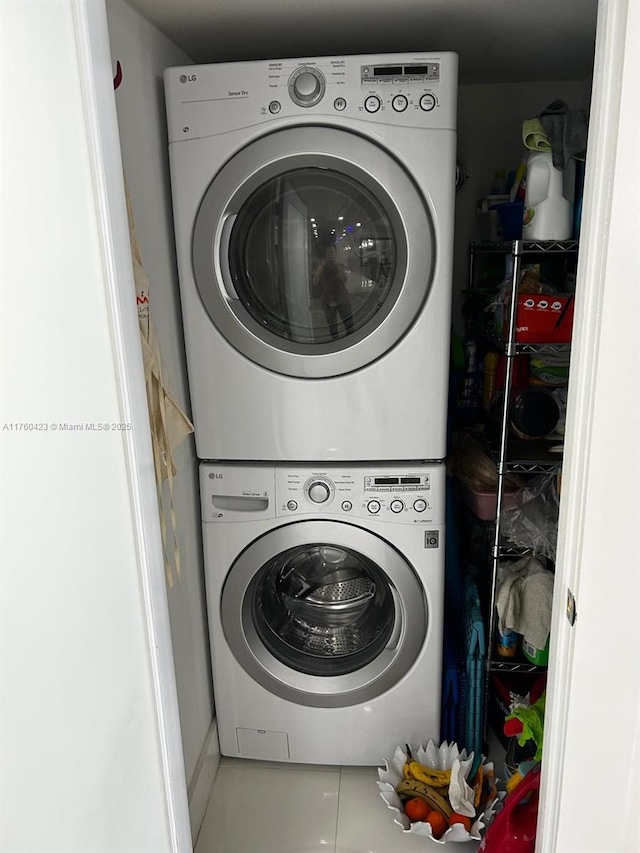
[164,53,458,766]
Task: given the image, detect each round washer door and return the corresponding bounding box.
[221,520,428,708]
[192,126,435,378]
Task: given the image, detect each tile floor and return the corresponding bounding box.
[194,757,482,853]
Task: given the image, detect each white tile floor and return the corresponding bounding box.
[195,757,481,853]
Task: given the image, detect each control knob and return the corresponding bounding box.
[289,66,326,108]
[307,480,331,504]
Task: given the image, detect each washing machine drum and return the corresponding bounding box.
[221,520,429,707]
[253,544,395,676]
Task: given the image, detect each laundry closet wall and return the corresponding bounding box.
[106,0,215,802]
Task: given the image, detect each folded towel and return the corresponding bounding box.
[539,99,588,170]
[522,117,551,152]
[496,556,554,651]
[517,570,554,650]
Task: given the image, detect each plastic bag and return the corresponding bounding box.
[499,473,559,560]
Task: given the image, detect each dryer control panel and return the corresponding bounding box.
[164,52,458,142]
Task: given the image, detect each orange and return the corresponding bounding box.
[425,809,448,838]
[403,797,430,822]
[449,812,473,832]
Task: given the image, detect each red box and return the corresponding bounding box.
[508,294,575,343]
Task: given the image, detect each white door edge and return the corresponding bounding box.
[537,0,637,850]
[71,2,192,850]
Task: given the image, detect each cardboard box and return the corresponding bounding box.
[508,293,575,343]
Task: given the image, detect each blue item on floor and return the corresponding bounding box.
[441,477,466,745]
[441,624,463,744]
[463,579,485,757]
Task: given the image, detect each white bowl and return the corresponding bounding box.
[377,741,505,845]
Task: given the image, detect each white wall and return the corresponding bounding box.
[452,77,591,334]
[105,0,215,792]
[0,1,187,849]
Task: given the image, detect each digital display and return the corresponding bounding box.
[406,65,429,75]
[373,66,403,77]
[374,477,399,485]
[401,477,421,484]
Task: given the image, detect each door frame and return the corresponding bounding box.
[76,1,639,850]
[71,1,192,849]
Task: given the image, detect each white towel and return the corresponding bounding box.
[496,557,554,650]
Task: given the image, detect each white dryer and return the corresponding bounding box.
[200,461,445,765]
[164,53,458,461]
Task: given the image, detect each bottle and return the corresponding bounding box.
[491,169,508,195]
[522,635,550,666]
[496,629,519,658]
[459,338,479,413]
[523,151,572,240]
[483,351,500,410]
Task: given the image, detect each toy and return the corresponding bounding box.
[479,762,540,852]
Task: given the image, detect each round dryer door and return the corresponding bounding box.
[192,126,435,378]
[221,520,428,708]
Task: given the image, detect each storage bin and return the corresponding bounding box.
[459,483,520,521]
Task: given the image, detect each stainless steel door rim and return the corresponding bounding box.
[221,519,428,708]
[192,126,435,378]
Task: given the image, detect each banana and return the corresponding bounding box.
[396,779,453,820]
[403,746,452,788]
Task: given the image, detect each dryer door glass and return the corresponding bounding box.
[192,126,435,379]
[227,168,396,346]
[251,543,395,676]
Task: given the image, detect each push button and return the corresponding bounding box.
[364,95,381,113]
[392,95,408,112]
[419,93,436,112]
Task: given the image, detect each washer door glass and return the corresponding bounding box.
[228,167,396,346]
[192,126,435,378]
[221,520,428,708]
[252,543,395,676]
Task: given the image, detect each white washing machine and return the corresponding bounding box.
[200,461,445,765]
[164,53,458,461]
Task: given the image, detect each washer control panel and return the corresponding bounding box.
[200,463,445,525]
[275,465,444,524]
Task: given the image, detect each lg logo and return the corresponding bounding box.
[424,531,440,549]
[208,473,224,479]
[179,74,197,83]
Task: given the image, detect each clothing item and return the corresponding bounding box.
[323,300,354,340]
